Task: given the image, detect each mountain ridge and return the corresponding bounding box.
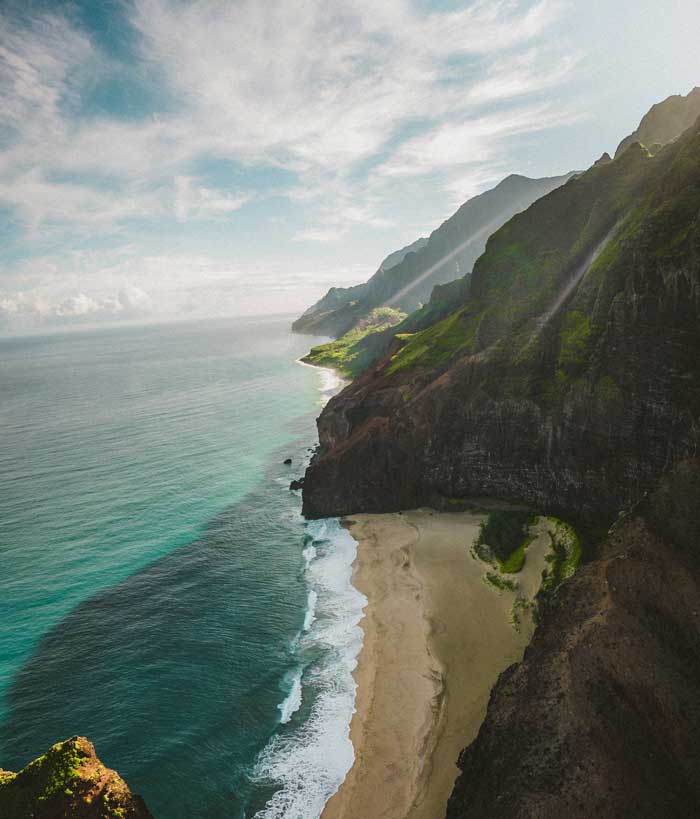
[301,94,700,818]
[292,171,574,339]
[615,86,700,157]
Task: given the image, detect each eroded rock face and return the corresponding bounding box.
[446,459,700,818]
[0,736,152,819]
[302,121,700,526]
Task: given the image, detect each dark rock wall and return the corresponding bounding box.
[302,125,700,525]
[445,459,700,818]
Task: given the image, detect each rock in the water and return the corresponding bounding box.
[283,458,292,465]
[0,735,152,818]
[289,478,305,491]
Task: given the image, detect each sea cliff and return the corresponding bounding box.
[302,122,700,525]
[301,106,700,817]
[0,736,152,818]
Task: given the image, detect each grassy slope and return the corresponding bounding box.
[386,119,700,396]
[386,142,661,377]
[301,307,406,377]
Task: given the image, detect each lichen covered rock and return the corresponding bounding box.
[0,736,152,818]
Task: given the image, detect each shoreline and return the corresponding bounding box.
[323,510,549,819]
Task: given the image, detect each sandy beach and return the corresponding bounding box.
[322,510,550,819]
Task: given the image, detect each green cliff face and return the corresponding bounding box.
[0,737,152,819]
[291,172,573,341]
[303,93,700,819]
[290,238,426,337]
[301,307,406,377]
[303,113,700,526]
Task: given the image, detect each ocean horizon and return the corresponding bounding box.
[0,315,363,817]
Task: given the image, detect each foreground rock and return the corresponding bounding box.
[447,459,700,818]
[0,736,152,818]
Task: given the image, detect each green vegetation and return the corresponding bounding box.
[538,518,582,600]
[484,571,518,592]
[302,307,405,377]
[499,533,535,573]
[387,307,483,374]
[475,511,534,565]
[511,595,533,631]
[0,736,144,819]
[557,311,592,375]
[379,138,663,378]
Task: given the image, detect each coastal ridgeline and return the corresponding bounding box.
[303,111,700,524]
[300,307,406,377]
[615,85,700,158]
[292,172,573,346]
[0,736,152,818]
[302,91,700,817]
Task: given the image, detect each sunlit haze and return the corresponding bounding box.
[1,0,698,333]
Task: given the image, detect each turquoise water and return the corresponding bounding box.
[0,317,364,817]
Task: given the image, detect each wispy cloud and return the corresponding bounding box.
[174,176,249,222]
[0,0,581,329]
[376,104,583,178]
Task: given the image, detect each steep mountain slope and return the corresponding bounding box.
[292,237,427,337]
[0,736,152,818]
[446,458,700,818]
[292,173,572,338]
[302,115,700,524]
[615,86,700,157]
[300,307,406,377]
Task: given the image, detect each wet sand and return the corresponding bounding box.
[322,510,549,819]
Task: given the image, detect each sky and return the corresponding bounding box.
[0,0,699,334]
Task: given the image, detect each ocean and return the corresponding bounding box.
[0,315,365,817]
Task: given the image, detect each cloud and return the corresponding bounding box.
[174,176,249,222]
[129,0,568,174]
[376,103,583,178]
[0,170,158,234]
[0,282,152,332]
[0,0,582,331]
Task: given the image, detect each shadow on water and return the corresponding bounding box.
[0,429,316,818]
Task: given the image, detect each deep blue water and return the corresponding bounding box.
[0,317,364,817]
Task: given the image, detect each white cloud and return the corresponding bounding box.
[0,169,158,234]
[0,1,572,217]
[174,176,249,222]
[376,104,583,178]
[0,0,583,330]
[465,48,579,105]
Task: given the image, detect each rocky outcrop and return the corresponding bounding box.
[292,173,573,338]
[615,86,700,157]
[292,282,369,336]
[302,120,700,525]
[446,458,700,818]
[0,736,152,818]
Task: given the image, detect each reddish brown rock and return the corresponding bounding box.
[0,736,152,819]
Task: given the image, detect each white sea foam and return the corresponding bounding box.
[278,668,304,724]
[303,589,318,631]
[302,544,316,567]
[252,519,366,819]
